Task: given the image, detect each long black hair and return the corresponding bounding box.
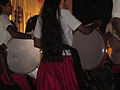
[41,0,65,62]
[0,0,10,14]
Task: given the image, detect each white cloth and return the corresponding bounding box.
[33,9,81,46]
[28,68,38,79]
[0,14,12,45]
[112,0,120,18]
[105,22,112,34]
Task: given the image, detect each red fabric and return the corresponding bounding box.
[0,68,31,90]
[32,78,37,86]
[11,74,31,90]
[37,56,80,90]
[0,53,14,85]
[0,54,31,90]
[112,65,120,73]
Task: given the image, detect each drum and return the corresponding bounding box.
[108,35,120,64]
[7,39,42,74]
[72,30,107,70]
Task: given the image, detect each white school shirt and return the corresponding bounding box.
[112,0,120,18]
[33,9,82,46]
[0,14,12,45]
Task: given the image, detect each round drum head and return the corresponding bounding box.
[72,30,106,70]
[7,39,42,74]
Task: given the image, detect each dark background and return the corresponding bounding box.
[72,0,113,34]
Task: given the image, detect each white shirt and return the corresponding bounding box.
[105,22,112,34]
[0,14,12,45]
[33,9,81,46]
[112,0,120,18]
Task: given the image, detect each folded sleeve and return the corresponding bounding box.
[61,9,82,31]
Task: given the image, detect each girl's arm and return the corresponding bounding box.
[76,20,101,35]
[7,25,32,39]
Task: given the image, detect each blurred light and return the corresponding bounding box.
[9,15,12,20]
[38,0,42,3]
[102,48,105,53]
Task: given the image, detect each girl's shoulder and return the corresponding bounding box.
[60,9,72,18]
[37,15,42,23]
[60,9,71,14]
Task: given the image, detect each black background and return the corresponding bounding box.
[72,0,113,34]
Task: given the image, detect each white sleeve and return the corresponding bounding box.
[61,9,82,31]
[105,23,112,34]
[33,16,42,39]
[3,16,13,29]
[112,0,120,18]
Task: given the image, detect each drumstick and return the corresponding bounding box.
[85,22,98,29]
[85,23,94,27]
[85,19,102,29]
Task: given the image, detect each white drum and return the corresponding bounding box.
[7,39,42,74]
[72,30,107,70]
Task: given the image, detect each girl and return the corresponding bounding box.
[0,0,32,89]
[33,0,98,90]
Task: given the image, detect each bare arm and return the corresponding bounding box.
[76,24,93,35]
[76,19,102,35]
[7,25,32,39]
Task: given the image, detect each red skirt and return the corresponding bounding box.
[37,56,80,90]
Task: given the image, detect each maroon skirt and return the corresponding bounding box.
[112,65,120,73]
[37,56,80,90]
